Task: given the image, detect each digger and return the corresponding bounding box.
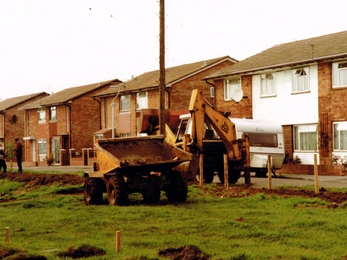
[175,89,285,183]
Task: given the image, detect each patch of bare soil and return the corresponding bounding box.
[0,247,47,260]
[56,245,106,258]
[0,171,84,189]
[158,245,209,260]
[202,184,347,207]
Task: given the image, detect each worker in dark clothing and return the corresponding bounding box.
[0,143,7,172]
[13,138,23,172]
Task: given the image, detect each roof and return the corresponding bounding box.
[0,92,49,112]
[95,56,237,97]
[20,79,121,110]
[206,30,347,79]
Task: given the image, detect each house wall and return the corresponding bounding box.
[23,86,109,166]
[0,93,48,165]
[214,75,252,118]
[319,61,347,165]
[70,89,108,150]
[252,65,319,125]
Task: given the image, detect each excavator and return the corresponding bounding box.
[175,89,285,183]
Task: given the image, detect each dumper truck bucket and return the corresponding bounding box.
[95,135,193,174]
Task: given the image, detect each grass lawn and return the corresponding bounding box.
[0,175,347,259]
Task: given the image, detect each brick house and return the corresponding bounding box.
[0,92,49,159]
[19,79,121,166]
[93,56,237,137]
[204,30,347,171]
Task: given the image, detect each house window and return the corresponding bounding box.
[210,87,215,98]
[50,106,56,121]
[224,78,241,100]
[38,138,46,157]
[333,122,347,150]
[294,125,317,151]
[332,61,347,87]
[120,95,130,111]
[136,92,148,110]
[261,73,276,96]
[292,67,309,92]
[38,108,46,123]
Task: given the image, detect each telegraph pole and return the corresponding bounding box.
[159,0,165,136]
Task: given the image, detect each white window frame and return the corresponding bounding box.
[260,73,276,96]
[38,138,47,157]
[333,121,347,151]
[210,87,215,98]
[332,61,347,88]
[49,106,56,121]
[38,108,46,123]
[120,94,131,112]
[224,78,241,101]
[136,92,148,110]
[294,124,317,151]
[292,67,309,93]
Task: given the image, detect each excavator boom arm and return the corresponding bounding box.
[188,89,242,161]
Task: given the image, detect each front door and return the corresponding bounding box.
[51,137,60,164]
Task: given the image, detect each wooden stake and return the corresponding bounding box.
[223,154,229,188]
[314,154,319,194]
[116,230,121,252]
[267,155,272,190]
[199,154,204,186]
[6,227,10,245]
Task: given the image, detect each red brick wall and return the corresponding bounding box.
[70,87,108,150]
[214,75,252,118]
[282,125,293,160]
[318,62,343,165]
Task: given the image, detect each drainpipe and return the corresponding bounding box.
[205,79,216,108]
[92,96,102,130]
[0,110,5,145]
[63,102,72,150]
[110,86,121,138]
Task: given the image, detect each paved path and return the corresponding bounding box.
[227,173,347,189]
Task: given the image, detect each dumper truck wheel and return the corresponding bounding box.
[107,175,128,206]
[165,170,187,203]
[84,177,103,205]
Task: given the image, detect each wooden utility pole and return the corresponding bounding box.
[159,0,165,136]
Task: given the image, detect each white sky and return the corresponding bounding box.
[0,0,346,100]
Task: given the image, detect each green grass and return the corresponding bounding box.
[0,177,347,259]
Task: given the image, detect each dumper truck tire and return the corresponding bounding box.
[165,170,187,203]
[84,177,103,205]
[107,175,128,206]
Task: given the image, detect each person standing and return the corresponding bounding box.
[0,143,7,173]
[13,138,23,172]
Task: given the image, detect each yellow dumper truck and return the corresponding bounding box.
[83,135,192,206]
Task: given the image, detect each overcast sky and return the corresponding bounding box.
[0,0,346,100]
